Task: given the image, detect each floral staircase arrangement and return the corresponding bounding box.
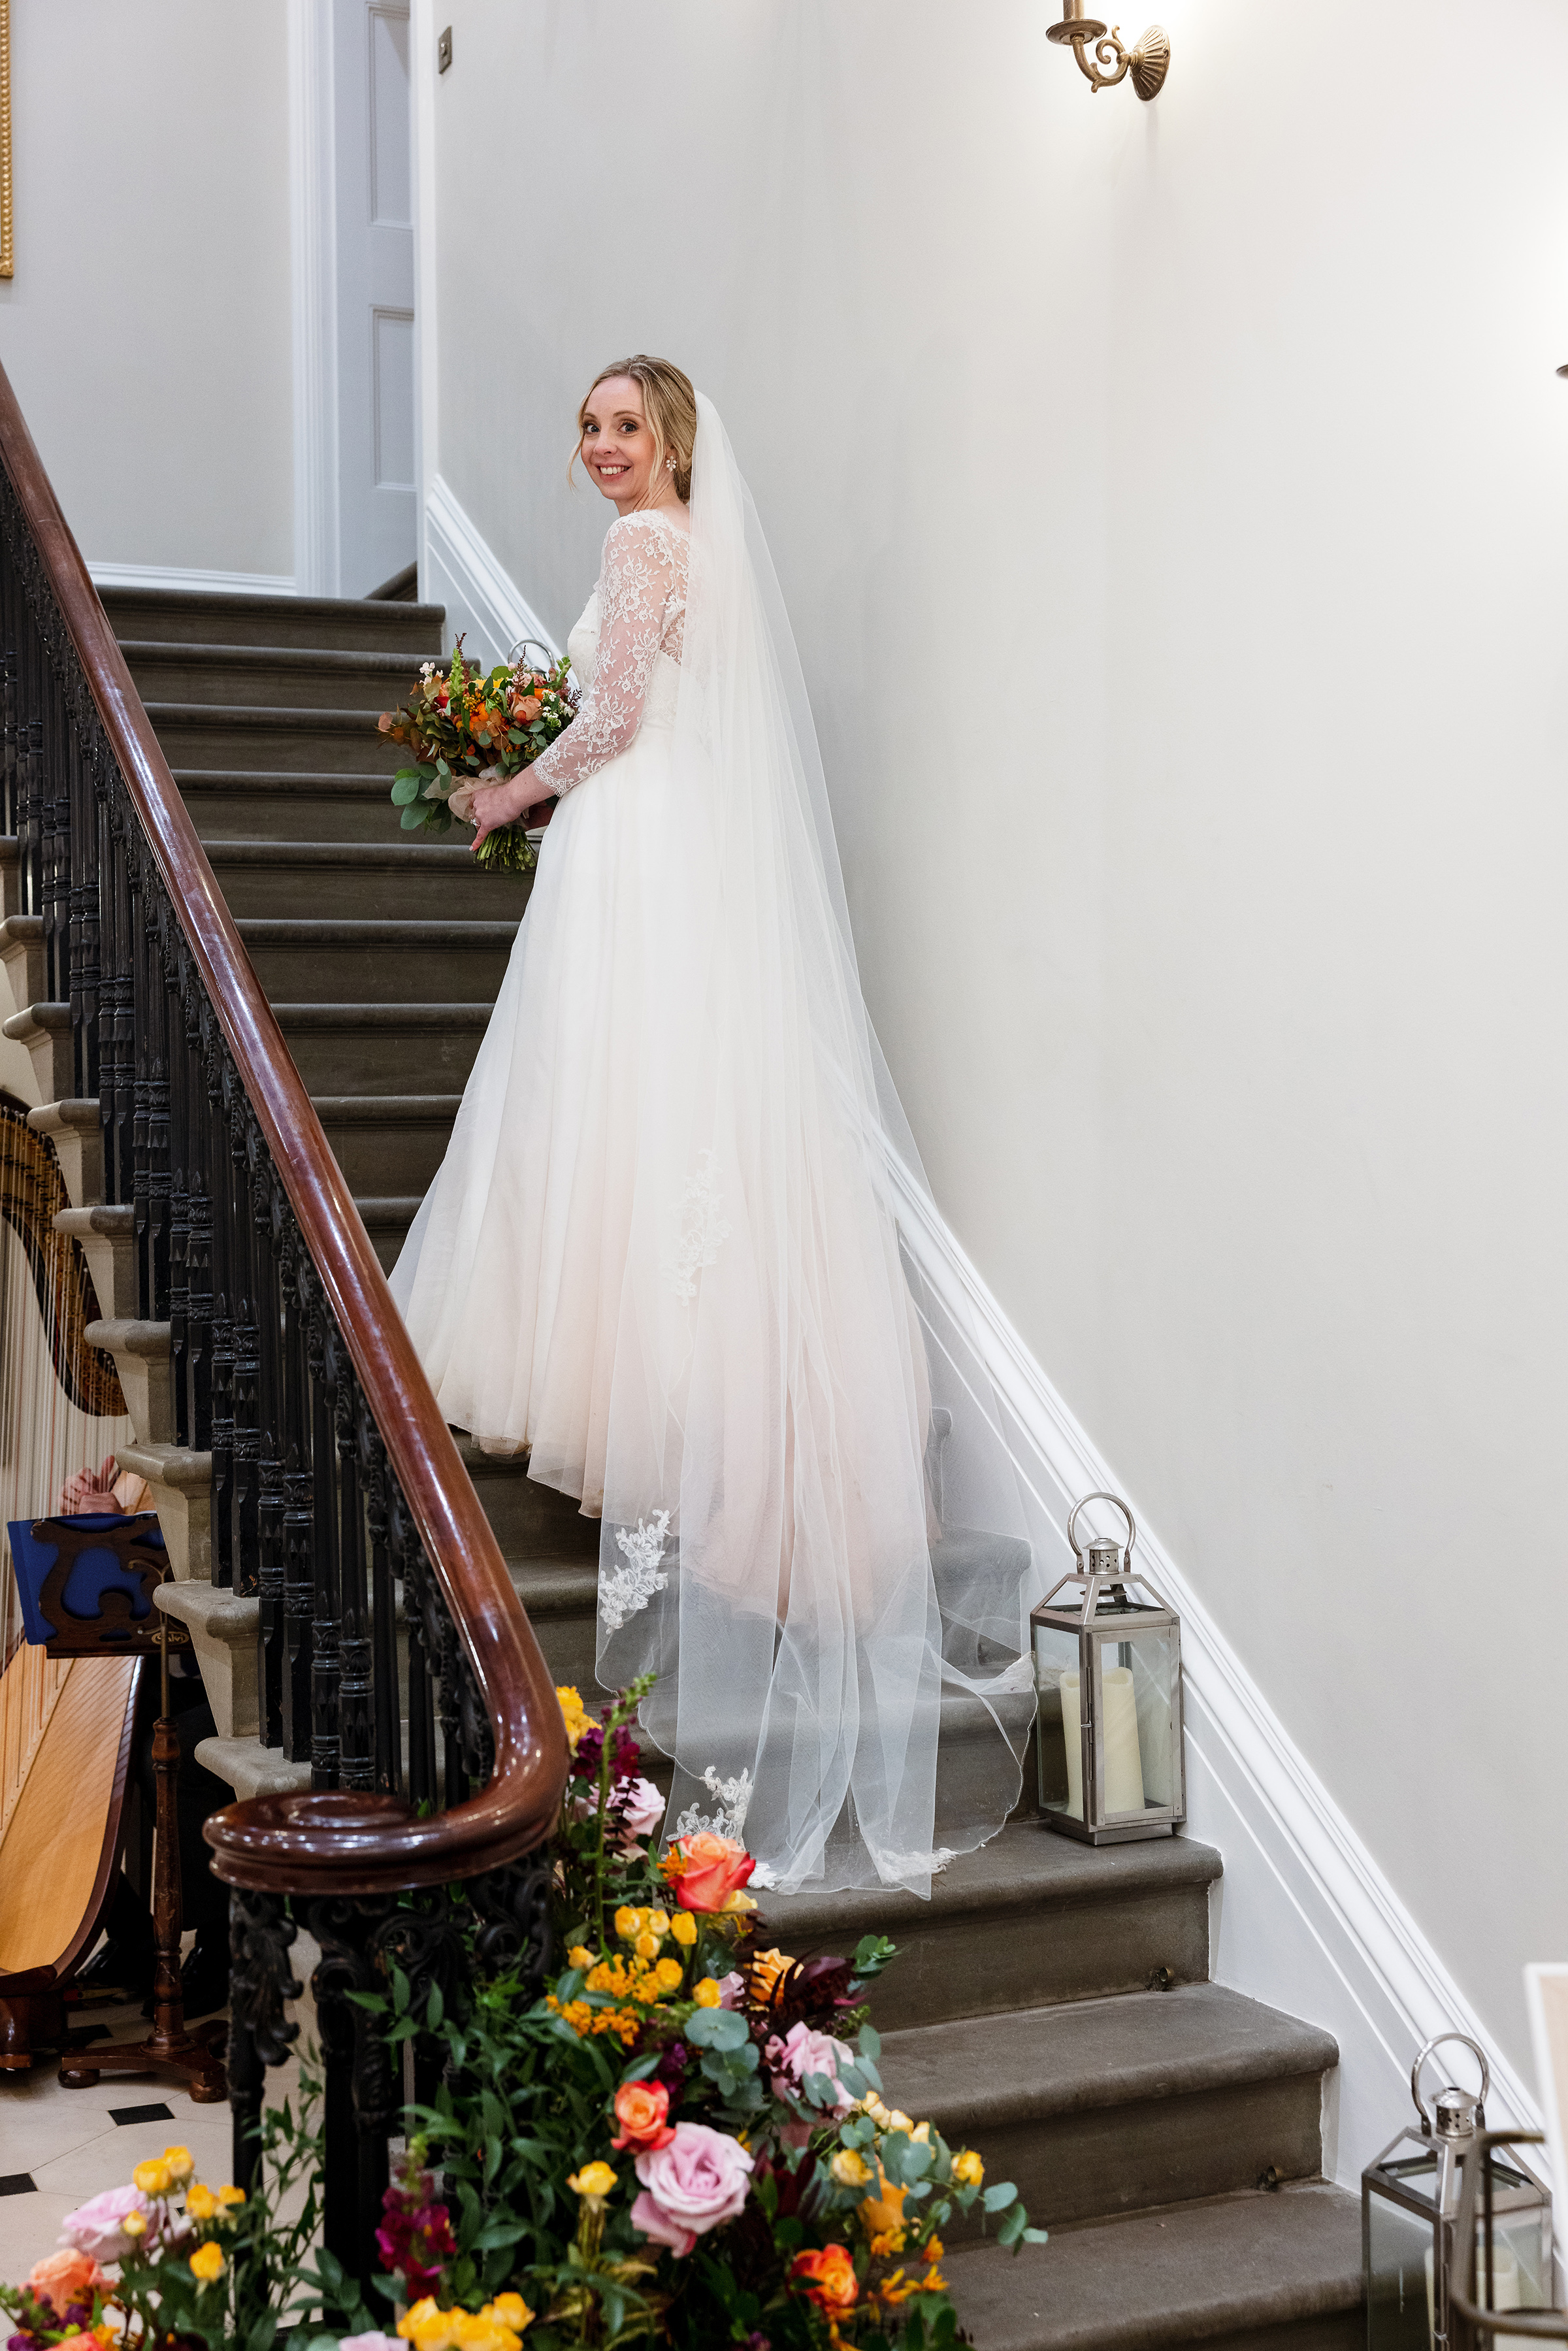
[2,1680,1045,2351]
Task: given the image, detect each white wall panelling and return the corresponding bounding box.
[423,475,557,672]
[287,0,340,596]
[90,565,298,597]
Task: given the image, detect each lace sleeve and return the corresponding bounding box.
[529,517,681,798]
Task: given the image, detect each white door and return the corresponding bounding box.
[333,0,416,596]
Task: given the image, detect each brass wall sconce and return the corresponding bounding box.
[1047,0,1170,100]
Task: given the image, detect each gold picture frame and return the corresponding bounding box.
[0,0,13,279]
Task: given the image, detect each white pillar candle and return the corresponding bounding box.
[1060,1665,1146,1819]
[1426,2244,1533,2350]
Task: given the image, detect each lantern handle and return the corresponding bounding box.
[1411,2031,1490,2133]
[1068,1491,1137,1566]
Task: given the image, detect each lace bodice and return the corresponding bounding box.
[530,510,688,798]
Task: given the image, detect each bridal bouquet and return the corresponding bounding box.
[379,636,576,877]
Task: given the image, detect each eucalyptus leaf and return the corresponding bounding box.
[983,2180,1018,2211]
[687,2005,749,2051]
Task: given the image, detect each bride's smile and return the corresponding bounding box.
[578,378,687,519]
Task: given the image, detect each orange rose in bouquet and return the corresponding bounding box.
[791,2244,858,2316]
[663,1830,755,1913]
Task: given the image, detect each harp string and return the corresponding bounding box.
[0,1097,131,1838]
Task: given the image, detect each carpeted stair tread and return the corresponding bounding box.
[123,640,425,712]
[99,584,443,651]
[879,1983,1337,2129]
[940,2183,1362,2351]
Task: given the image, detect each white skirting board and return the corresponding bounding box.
[421,475,559,673]
[413,483,1544,2192]
[890,1155,1544,2191]
[88,564,299,597]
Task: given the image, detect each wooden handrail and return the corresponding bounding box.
[0,359,567,1892]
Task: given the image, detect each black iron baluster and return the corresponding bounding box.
[360,1411,401,1797]
[279,1226,314,1760]
[393,1487,435,1813]
[253,1136,285,1747]
[229,1093,261,1605]
[308,1282,341,1789]
[336,1342,374,1793]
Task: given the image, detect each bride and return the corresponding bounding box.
[390,357,1037,1894]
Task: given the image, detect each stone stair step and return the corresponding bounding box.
[99,584,444,653]
[355,1193,422,1271]
[276,1002,492,1094]
[177,769,408,844]
[877,1985,1338,2229]
[450,1436,601,1558]
[144,702,406,773]
[312,1093,461,1192]
[206,838,525,921]
[123,640,427,712]
[941,2182,1362,2351]
[758,1828,1218,2030]
[239,917,520,1004]
[508,1558,603,1689]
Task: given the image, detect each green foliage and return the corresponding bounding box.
[378,636,576,872]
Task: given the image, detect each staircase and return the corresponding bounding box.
[91,584,1365,2348]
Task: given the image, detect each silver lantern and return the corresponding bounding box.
[1362,2033,1552,2349]
[1030,1492,1184,1845]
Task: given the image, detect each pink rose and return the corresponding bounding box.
[59,2186,153,2264]
[715,1971,747,2010]
[764,2021,856,2118]
[621,1777,666,1837]
[632,2122,753,2254]
[629,2190,696,2257]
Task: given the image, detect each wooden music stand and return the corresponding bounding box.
[46,1526,226,2102]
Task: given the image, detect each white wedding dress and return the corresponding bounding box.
[391,400,1039,1895]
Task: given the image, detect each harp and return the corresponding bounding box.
[0,1094,141,2070]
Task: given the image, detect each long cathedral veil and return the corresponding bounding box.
[594,397,1040,1894]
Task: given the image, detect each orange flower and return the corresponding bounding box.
[610,2079,676,2153]
[859,2167,907,2249]
[514,695,542,723]
[664,1831,755,1914]
[791,2245,858,2315]
[26,2252,111,2316]
[747,1947,795,2006]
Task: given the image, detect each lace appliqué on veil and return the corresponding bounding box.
[664,1150,732,1301]
[672,1764,754,1841]
[600,1508,672,1632]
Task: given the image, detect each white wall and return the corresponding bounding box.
[414,0,1568,2133]
[0,1,295,580]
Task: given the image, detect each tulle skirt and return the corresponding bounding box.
[391,719,681,1486]
[391,715,1036,1894]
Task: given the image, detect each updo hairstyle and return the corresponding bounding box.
[575,355,697,503]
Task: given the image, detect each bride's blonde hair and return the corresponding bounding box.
[574,355,697,503]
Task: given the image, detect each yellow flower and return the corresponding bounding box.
[614,1905,642,1941]
[188,2241,225,2284]
[923,2237,945,2264]
[218,2184,246,2207]
[885,2110,916,2137]
[830,2148,872,2188]
[399,2297,443,2345]
[557,1686,591,1748]
[132,2160,171,2198]
[951,2148,985,2188]
[568,2162,617,2208]
[646,1909,670,1937]
[721,1889,758,1915]
[633,1931,660,1961]
[692,1978,723,2008]
[669,1911,697,1947]
[185,2184,218,2220]
[121,2212,147,2240]
[162,2146,195,2183]
[861,2093,892,2126]
[485,2295,534,2334]
[653,1957,684,1992]
[566,1945,595,1970]
[909,2122,931,2145]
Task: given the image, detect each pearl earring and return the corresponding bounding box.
[666,456,676,470]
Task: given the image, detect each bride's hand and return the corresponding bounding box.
[468,773,537,852]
